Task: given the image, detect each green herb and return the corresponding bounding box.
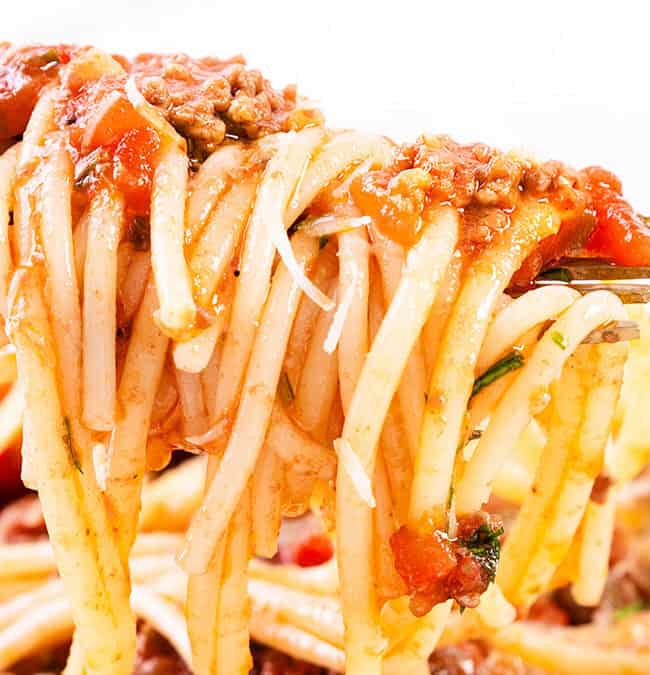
[614,600,648,621]
[471,352,524,398]
[460,523,504,583]
[537,267,571,283]
[319,235,329,250]
[551,331,567,350]
[277,371,295,405]
[63,417,83,473]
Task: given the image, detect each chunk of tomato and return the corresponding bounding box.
[112,127,161,216]
[583,166,650,266]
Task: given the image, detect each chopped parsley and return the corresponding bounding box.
[537,267,572,283]
[551,331,567,350]
[319,235,330,250]
[63,417,83,473]
[471,352,524,398]
[614,600,648,621]
[459,523,504,583]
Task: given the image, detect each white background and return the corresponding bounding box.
[7,0,650,210]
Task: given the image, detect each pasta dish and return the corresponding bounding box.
[0,43,649,675]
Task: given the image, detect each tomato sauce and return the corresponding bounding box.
[0,45,71,140]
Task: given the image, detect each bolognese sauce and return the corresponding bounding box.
[351,134,649,280]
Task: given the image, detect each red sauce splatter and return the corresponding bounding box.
[292,533,334,567]
[583,166,650,266]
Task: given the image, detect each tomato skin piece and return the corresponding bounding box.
[112,127,161,216]
[583,166,650,266]
[293,533,334,567]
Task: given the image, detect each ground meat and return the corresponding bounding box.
[429,641,486,675]
[1,641,70,675]
[351,134,594,263]
[131,52,308,163]
[0,494,46,543]
[134,623,192,675]
[250,643,336,674]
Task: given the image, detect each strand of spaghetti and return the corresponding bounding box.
[81,188,124,431]
[174,368,208,436]
[368,261,412,522]
[138,456,204,532]
[422,252,463,379]
[107,277,168,560]
[214,490,252,675]
[180,233,318,572]
[372,232,427,461]
[383,602,453,675]
[63,631,85,675]
[373,454,404,602]
[150,141,195,336]
[0,596,73,671]
[610,303,650,480]
[189,177,257,307]
[249,558,339,596]
[410,200,560,523]
[286,131,393,223]
[200,312,227,417]
[0,578,63,630]
[0,145,18,316]
[73,205,90,290]
[570,487,618,606]
[336,206,458,675]
[293,279,340,440]
[37,145,83,423]
[248,578,343,648]
[337,228,369,410]
[262,130,333,310]
[252,441,283,558]
[13,90,56,266]
[497,340,626,607]
[477,286,580,374]
[7,269,135,675]
[456,290,625,514]
[0,382,23,458]
[265,403,336,481]
[248,612,346,673]
[116,249,150,326]
[185,144,246,244]
[285,248,338,391]
[489,620,650,675]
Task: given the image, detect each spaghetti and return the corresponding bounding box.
[0,42,648,675]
